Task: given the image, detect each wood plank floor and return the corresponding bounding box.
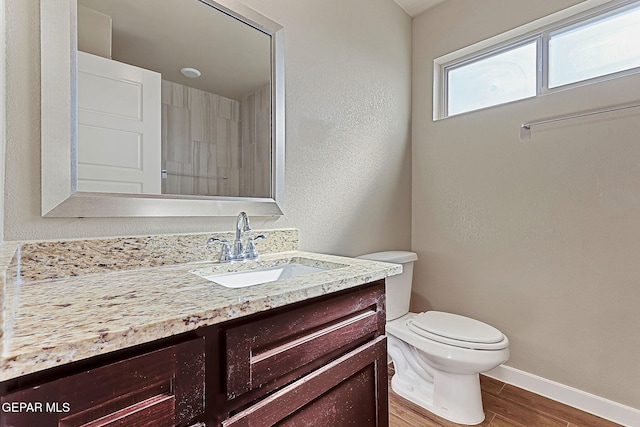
[388,366,622,427]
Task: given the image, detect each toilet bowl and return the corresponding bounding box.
[357,251,509,425]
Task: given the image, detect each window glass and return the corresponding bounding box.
[447,41,538,117]
[549,3,640,88]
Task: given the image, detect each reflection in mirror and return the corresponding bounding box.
[40,0,284,217]
[77,0,272,198]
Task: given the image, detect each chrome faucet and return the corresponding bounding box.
[233,211,252,258]
[208,212,266,262]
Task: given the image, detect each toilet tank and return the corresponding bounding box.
[356,251,418,321]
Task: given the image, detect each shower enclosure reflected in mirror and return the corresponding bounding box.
[41,0,285,217]
[77,0,271,198]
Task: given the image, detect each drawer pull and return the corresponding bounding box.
[70,394,175,427]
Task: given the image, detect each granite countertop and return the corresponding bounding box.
[0,247,400,382]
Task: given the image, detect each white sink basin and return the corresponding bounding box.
[194,263,328,288]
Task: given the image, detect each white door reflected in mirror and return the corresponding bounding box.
[77,51,162,194]
[77,0,272,198]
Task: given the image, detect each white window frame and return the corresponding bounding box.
[442,36,542,118]
[433,0,640,120]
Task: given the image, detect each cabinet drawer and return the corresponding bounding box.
[64,395,175,427]
[1,338,205,427]
[223,336,388,427]
[225,284,385,399]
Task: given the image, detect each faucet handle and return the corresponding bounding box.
[245,234,266,260]
[208,237,232,262]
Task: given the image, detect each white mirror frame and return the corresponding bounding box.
[41,0,285,217]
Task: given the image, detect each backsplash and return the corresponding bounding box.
[1,229,299,284]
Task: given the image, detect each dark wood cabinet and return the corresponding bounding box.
[1,338,205,427]
[1,281,388,427]
[222,337,387,427]
[209,281,388,427]
[225,282,385,400]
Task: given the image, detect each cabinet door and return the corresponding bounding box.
[222,337,388,427]
[1,338,204,427]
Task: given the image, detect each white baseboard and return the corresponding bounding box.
[485,365,640,427]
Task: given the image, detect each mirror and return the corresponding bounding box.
[40,0,285,217]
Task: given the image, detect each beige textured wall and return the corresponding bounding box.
[3,0,412,256]
[77,5,111,59]
[1,0,5,242]
[412,0,640,409]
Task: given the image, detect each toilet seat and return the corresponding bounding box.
[407,311,507,350]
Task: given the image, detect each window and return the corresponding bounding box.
[447,40,538,117]
[548,2,640,88]
[435,0,640,119]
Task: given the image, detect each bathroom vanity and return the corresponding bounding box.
[0,231,400,426]
[1,283,387,426]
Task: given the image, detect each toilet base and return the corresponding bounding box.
[388,335,486,425]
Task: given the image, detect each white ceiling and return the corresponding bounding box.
[76,0,445,100]
[78,0,271,101]
[393,0,448,17]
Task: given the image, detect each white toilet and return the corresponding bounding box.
[357,251,509,425]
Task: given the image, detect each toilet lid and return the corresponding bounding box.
[407,311,507,350]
